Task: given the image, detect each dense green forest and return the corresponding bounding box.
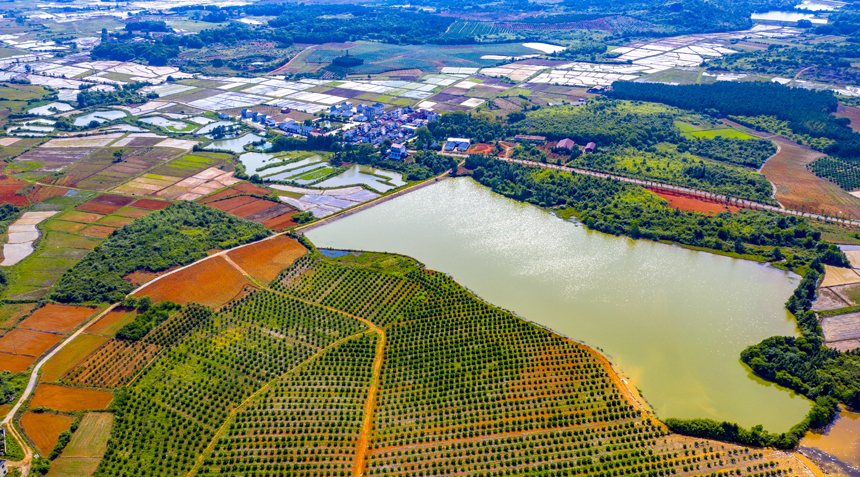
[609,81,860,186]
[428,111,505,143]
[51,202,269,304]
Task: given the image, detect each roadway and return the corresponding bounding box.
[499,157,860,227]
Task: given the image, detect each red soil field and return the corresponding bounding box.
[135,256,253,308]
[207,195,257,212]
[653,190,739,214]
[198,188,239,204]
[466,143,494,155]
[18,304,97,334]
[0,329,61,357]
[0,352,37,372]
[232,182,271,195]
[86,308,136,336]
[40,334,109,382]
[130,198,171,210]
[30,383,114,411]
[261,214,297,231]
[0,175,31,206]
[228,198,279,218]
[21,412,74,455]
[76,201,122,215]
[227,236,308,283]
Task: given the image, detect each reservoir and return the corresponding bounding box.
[307,177,811,432]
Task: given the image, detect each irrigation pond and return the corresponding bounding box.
[307,177,812,432]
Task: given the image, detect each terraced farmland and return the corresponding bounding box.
[79,247,813,476]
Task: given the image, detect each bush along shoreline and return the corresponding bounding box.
[466,157,858,448]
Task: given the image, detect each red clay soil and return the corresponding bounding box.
[130,198,171,210]
[198,188,239,204]
[0,352,37,372]
[761,135,860,219]
[207,195,257,212]
[134,256,253,308]
[75,201,118,215]
[0,329,61,357]
[653,189,740,214]
[232,181,271,195]
[227,236,308,283]
[30,383,114,411]
[261,213,298,231]
[18,304,97,334]
[123,267,177,287]
[228,198,279,218]
[466,143,494,155]
[0,175,31,206]
[836,105,860,133]
[21,412,74,455]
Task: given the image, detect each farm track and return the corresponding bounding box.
[500,157,860,226]
[2,304,116,477]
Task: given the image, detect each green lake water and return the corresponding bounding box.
[306,177,811,432]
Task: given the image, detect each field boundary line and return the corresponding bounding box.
[352,325,385,477]
[186,329,372,477]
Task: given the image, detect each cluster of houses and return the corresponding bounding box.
[342,107,438,146]
[241,108,319,136]
[328,101,386,122]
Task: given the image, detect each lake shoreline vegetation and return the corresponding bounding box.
[463,156,860,448]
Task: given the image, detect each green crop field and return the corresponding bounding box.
[75,250,807,476]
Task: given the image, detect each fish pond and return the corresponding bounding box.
[307,177,811,432]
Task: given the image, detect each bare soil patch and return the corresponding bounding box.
[30,383,114,411]
[18,304,97,334]
[227,236,307,283]
[0,329,61,357]
[653,189,740,215]
[0,352,37,372]
[134,256,253,308]
[21,411,74,455]
[130,198,170,210]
